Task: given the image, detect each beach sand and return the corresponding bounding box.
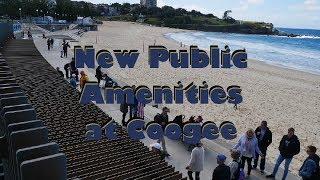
[42,21,320,175]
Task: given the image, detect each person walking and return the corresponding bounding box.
[253,121,272,174]
[62,40,70,58]
[299,145,320,180]
[50,38,54,48]
[154,107,170,157]
[266,128,300,180]
[27,31,32,39]
[212,154,231,180]
[233,129,264,177]
[47,38,51,51]
[95,66,103,85]
[186,142,204,180]
[60,49,63,58]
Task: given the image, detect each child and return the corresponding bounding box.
[150,142,165,160]
[212,154,231,180]
[229,150,241,180]
[70,74,77,89]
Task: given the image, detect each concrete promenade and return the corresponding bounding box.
[31,28,300,180]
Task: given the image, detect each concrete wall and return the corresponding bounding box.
[0,23,13,47]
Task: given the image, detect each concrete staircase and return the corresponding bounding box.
[1,39,186,180]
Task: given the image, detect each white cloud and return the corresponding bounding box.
[247,0,264,4]
[303,0,320,11]
[157,0,166,7]
[233,0,264,12]
[289,0,320,11]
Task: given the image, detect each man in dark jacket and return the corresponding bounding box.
[254,121,272,174]
[154,107,169,130]
[70,58,79,81]
[47,38,51,50]
[154,107,170,157]
[212,154,231,180]
[267,128,300,180]
[299,145,320,180]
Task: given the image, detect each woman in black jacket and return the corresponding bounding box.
[254,121,272,173]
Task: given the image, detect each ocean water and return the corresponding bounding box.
[165,28,320,75]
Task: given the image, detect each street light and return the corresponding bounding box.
[40,10,44,20]
[19,8,22,21]
[36,9,39,17]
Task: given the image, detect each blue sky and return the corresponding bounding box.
[79,0,320,29]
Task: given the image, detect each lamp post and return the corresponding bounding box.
[40,10,44,20]
[19,8,22,22]
[36,9,39,17]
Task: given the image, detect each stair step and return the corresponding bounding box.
[0,173,4,180]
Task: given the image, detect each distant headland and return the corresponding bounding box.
[0,0,297,36]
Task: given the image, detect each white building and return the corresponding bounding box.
[140,0,157,8]
[77,17,94,26]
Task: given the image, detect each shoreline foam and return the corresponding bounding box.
[164,31,320,76]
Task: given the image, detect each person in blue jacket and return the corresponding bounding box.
[299,145,320,180]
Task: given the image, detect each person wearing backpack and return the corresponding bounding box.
[299,145,320,180]
[229,150,241,180]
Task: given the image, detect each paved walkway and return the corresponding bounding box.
[31,27,299,180]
